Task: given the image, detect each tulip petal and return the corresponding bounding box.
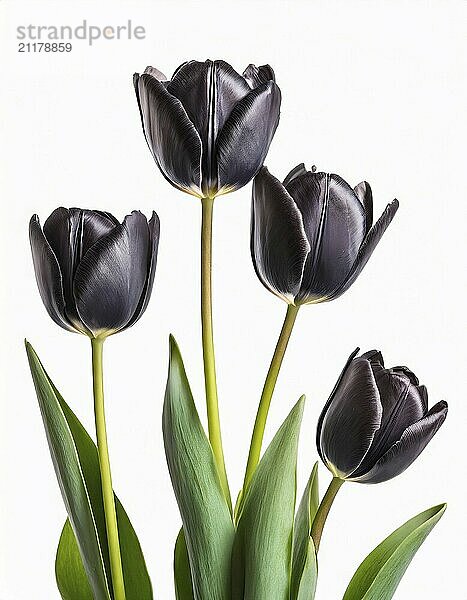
[135,73,202,196]
[73,212,150,337]
[251,167,310,302]
[283,163,307,188]
[243,64,276,88]
[351,401,448,484]
[319,357,382,478]
[144,65,167,81]
[43,209,118,329]
[353,369,427,476]
[216,81,281,194]
[316,347,360,463]
[29,215,75,332]
[328,199,399,301]
[167,60,251,195]
[354,181,373,233]
[294,174,366,303]
[125,211,160,329]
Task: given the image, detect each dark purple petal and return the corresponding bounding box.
[327,199,399,301]
[417,385,429,413]
[316,347,360,463]
[283,163,307,188]
[144,65,167,81]
[135,73,202,196]
[167,60,250,195]
[319,357,382,478]
[352,370,427,476]
[125,211,160,329]
[216,81,281,194]
[43,209,118,327]
[351,401,448,483]
[73,211,150,337]
[293,174,366,303]
[243,64,276,88]
[29,215,75,333]
[361,349,385,369]
[353,181,373,234]
[251,167,310,302]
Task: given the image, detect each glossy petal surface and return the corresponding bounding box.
[43,208,117,329]
[352,401,448,483]
[216,81,281,194]
[29,216,74,332]
[329,199,399,300]
[352,369,427,477]
[319,357,382,478]
[73,212,150,337]
[135,73,202,196]
[243,63,276,88]
[293,173,366,302]
[125,211,160,329]
[251,168,310,302]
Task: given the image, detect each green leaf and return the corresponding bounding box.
[343,503,446,600]
[26,341,112,600]
[174,528,195,600]
[232,397,305,600]
[55,520,94,600]
[291,462,319,600]
[163,336,234,600]
[26,341,153,600]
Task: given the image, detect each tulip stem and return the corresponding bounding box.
[201,196,232,511]
[243,304,300,491]
[310,476,344,552]
[91,338,126,600]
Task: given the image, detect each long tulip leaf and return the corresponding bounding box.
[343,503,446,600]
[291,462,319,600]
[297,539,318,600]
[174,528,195,600]
[232,397,305,600]
[26,341,153,600]
[163,336,234,600]
[55,364,153,600]
[26,341,112,600]
[55,520,94,600]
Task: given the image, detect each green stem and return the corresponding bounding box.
[91,337,126,600]
[310,476,344,552]
[201,196,231,511]
[243,304,300,490]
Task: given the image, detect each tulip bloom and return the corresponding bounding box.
[30,208,160,338]
[251,165,399,304]
[134,60,281,199]
[317,349,448,484]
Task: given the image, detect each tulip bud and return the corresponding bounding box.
[317,349,448,483]
[29,208,160,338]
[251,165,399,304]
[134,60,281,199]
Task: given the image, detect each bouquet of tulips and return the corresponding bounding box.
[27,60,448,600]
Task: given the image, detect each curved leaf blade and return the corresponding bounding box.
[232,397,305,600]
[163,336,234,600]
[55,520,94,600]
[27,341,153,600]
[26,341,112,600]
[174,527,195,600]
[291,462,319,600]
[343,503,446,600]
[297,539,318,600]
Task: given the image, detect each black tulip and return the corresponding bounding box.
[251,165,399,304]
[29,208,160,338]
[134,60,281,199]
[317,349,448,484]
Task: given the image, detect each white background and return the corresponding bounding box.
[1,1,466,598]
